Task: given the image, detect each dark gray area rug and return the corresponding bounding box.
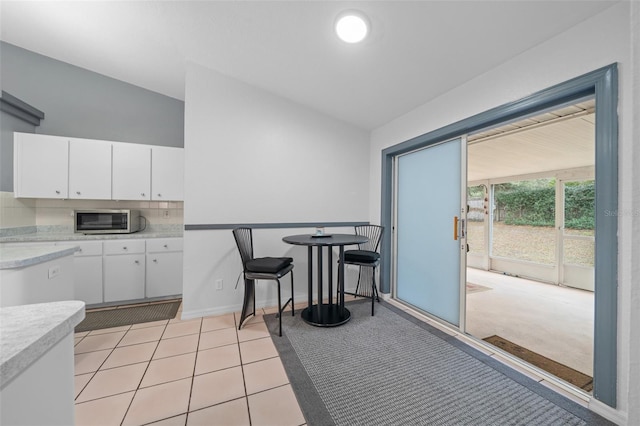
[264,300,612,426]
[75,300,181,332]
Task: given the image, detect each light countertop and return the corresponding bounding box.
[0,225,183,243]
[0,300,85,389]
[0,244,80,270]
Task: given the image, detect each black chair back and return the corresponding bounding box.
[355,225,383,252]
[232,227,254,269]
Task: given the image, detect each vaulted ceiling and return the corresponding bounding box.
[0,1,618,130]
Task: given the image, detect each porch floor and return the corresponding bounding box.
[465,268,594,377]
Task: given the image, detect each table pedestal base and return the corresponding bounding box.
[301,305,351,327]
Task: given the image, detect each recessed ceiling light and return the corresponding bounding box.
[335,10,369,44]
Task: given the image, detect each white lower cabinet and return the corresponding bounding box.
[146,252,183,298]
[7,237,183,305]
[103,240,146,303]
[73,241,104,305]
[146,238,183,298]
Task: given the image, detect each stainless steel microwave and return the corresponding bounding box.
[74,209,143,234]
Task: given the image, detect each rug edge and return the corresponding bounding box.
[263,313,336,426]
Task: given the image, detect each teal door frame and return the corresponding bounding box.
[380,64,618,407]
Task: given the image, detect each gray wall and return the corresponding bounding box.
[0,111,36,191]
[0,42,184,192]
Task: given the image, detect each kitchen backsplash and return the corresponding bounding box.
[0,191,183,231]
[0,192,37,228]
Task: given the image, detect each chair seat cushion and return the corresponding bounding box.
[246,257,293,273]
[344,250,380,264]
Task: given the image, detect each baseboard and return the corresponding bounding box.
[179,291,309,320]
[180,304,242,320]
[379,292,391,301]
[588,398,626,425]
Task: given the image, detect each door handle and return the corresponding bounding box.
[454,216,459,241]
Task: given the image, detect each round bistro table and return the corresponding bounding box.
[282,233,368,327]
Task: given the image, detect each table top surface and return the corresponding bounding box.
[282,233,368,246]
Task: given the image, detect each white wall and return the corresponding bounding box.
[182,63,369,318]
[369,3,637,424]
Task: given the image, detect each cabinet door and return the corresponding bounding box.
[151,147,184,201]
[14,133,69,198]
[73,241,104,305]
[146,252,183,298]
[74,256,103,305]
[103,254,145,302]
[112,143,151,200]
[68,139,112,199]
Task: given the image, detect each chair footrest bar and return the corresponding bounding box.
[344,291,374,298]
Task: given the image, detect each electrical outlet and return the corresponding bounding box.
[163,210,170,218]
[48,265,61,279]
[215,279,223,290]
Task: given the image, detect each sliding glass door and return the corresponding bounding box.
[395,137,466,326]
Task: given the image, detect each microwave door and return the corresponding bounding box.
[79,213,126,230]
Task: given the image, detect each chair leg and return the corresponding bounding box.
[371,277,375,316]
[276,279,282,337]
[371,270,378,316]
[238,278,255,330]
[374,268,380,302]
[290,273,295,316]
[353,267,362,298]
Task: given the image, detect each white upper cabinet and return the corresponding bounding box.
[151,146,184,201]
[14,132,183,201]
[14,133,69,199]
[112,143,151,200]
[68,139,112,199]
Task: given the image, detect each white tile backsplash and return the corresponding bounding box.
[0,192,37,228]
[0,192,184,230]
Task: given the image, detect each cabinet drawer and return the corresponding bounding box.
[103,240,145,255]
[146,238,183,253]
[72,241,103,257]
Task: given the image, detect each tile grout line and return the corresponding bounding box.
[237,310,253,426]
[118,319,169,426]
[183,315,205,425]
[74,325,132,404]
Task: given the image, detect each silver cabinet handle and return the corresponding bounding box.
[163,244,168,248]
[157,194,162,197]
[55,190,60,194]
[141,193,146,197]
[134,260,140,264]
[153,259,158,263]
[76,191,81,195]
[123,246,127,250]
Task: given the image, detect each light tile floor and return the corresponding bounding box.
[74,301,309,426]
